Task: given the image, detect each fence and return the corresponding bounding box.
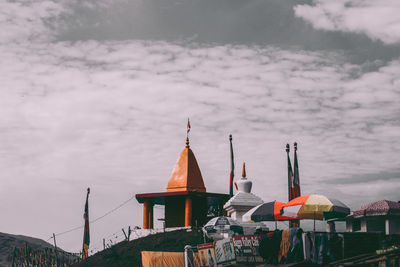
[11,244,81,267]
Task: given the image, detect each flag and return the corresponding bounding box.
[286,144,294,201]
[293,142,301,198]
[229,134,235,197]
[187,118,191,134]
[82,188,90,260]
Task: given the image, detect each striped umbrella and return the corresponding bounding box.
[242,201,294,222]
[280,194,350,220]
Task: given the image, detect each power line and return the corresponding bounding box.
[48,194,136,240]
[91,195,136,224]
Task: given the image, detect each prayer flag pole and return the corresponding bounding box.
[292,142,301,227]
[229,134,235,197]
[293,142,301,198]
[82,188,90,259]
[286,144,297,228]
[286,144,294,202]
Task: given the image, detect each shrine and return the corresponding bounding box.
[136,137,230,229]
[223,162,264,222]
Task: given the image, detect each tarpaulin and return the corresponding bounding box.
[142,251,201,267]
[142,251,185,267]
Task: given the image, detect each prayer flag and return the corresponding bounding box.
[187,118,191,133]
[82,188,90,260]
[286,144,294,201]
[229,135,234,197]
[293,142,301,198]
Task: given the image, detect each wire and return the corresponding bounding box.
[91,195,136,224]
[50,194,136,239]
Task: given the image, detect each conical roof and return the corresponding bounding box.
[167,138,206,192]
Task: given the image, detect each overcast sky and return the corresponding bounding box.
[1,0,400,253]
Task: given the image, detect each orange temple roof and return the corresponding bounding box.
[166,138,206,192]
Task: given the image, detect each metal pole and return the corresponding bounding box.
[313,212,316,232]
[53,233,57,249]
[122,228,128,240]
[53,233,58,265]
[184,245,194,267]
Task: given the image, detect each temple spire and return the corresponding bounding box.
[242,162,246,178]
[167,121,206,192]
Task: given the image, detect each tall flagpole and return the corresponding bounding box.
[286,144,293,202]
[286,144,298,228]
[293,142,301,197]
[82,188,90,260]
[292,142,301,227]
[229,134,235,197]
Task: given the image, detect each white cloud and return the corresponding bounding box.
[294,0,400,45]
[0,0,64,43]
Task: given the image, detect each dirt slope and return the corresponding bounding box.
[71,228,205,267]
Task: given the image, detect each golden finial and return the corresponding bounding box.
[186,137,190,148]
[242,162,246,178]
[286,143,290,153]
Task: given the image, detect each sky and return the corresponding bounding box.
[1,0,400,254]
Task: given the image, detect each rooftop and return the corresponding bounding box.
[166,138,206,193]
[353,200,400,218]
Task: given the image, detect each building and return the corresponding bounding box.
[135,137,230,229]
[223,163,268,234]
[223,163,263,222]
[346,200,400,235]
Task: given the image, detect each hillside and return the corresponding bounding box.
[71,229,205,267]
[0,232,56,267]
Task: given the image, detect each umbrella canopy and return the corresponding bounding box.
[203,216,243,235]
[242,201,294,222]
[280,194,350,220]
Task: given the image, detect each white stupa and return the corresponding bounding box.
[223,162,264,217]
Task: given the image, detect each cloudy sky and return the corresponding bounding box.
[1,0,399,253]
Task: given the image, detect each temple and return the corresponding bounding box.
[136,137,230,229]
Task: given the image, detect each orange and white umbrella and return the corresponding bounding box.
[242,201,294,222]
[280,194,350,220]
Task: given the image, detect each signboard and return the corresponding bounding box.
[232,235,264,264]
[214,217,229,226]
[197,243,217,267]
[214,238,236,266]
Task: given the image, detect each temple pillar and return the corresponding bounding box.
[148,202,154,229]
[185,197,192,227]
[143,199,150,229]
